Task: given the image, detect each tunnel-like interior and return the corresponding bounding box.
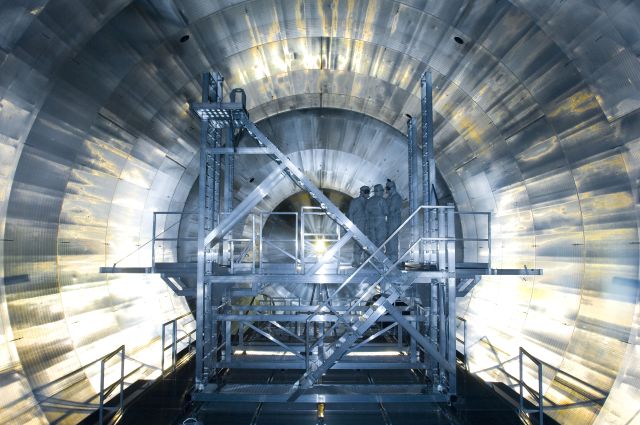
[1,1,639,424]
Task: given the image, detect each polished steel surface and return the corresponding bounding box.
[0,0,639,423]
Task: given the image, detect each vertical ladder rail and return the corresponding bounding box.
[421,70,435,264]
[446,206,457,394]
[196,72,224,389]
[407,116,419,259]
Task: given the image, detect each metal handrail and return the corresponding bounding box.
[151,211,198,269]
[324,205,453,302]
[99,345,125,425]
[456,316,467,370]
[455,210,491,269]
[161,312,196,374]
[259,211,299,271]
[517,347,607,424]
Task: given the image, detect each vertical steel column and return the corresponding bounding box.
[407,116,419,260]
[196,72,225,389]
[223,116,234,265]
[172,320,178,371]
[421,71,435,264]
[487,212,492,270]
[211,73,224,259]
[429,276,438,385]
[446,206,457,394]
[224,124,234,213]
[209,72,224,374]
[437,208,446,376]
[151,212,157,272]
[196,73,210,389]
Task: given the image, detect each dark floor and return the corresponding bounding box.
[195,401,450,425]
[93,351,545,425]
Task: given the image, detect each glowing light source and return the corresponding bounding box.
[313,239,327,255]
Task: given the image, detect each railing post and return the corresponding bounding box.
[487,212,492,270]
[119,347,125,415]
[252,214,257,273]
[151,212,157,272]
[538,362,544,425]
[295,211,300,272]
[519,348,524,417]
[259,213,264,273]
[99,359,105,425]
[305,316,310,371]
[172,320,178,371]
[161,323,166,374]
[463,319,467,370]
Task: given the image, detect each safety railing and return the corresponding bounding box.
[151,211,198,268]
[413,208,491,266]
[297,207,453,362]
[98,345,125,425]
[161,312,196,374]
[259,211,299,273]
[204,205,491,273]
[456,316,467,370]
[300,206,343,273]
[200,300,231,373]
[456,211,491,268]
[219,212,257,273]
[8,315,197,425]
[518,347,607,425]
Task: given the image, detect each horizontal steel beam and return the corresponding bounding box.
[193,384,448,403]
[209,147,269,154]
[218,360,425,370]
[217,313,423,322]
[212,271,448,284]
[99,267,152,273]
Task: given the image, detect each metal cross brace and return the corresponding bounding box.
[237,114,393,269]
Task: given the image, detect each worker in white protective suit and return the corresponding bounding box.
[385,179,402,263]
[347,185,370,267]
[366,184,389,251]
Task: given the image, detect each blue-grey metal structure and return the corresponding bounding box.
[187,73,540,404]
[2,2,639,423]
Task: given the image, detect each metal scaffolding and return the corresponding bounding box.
[98,70,540,406]
[185,71,541,404]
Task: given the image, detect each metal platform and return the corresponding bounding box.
[192,383,447,403]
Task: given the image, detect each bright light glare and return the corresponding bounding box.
[313,239,327,255]
[234,350,294,356]
[346,351,403,357]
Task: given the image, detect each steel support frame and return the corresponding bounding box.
[196,72,224,389]
[407,116,419,260]
[191,72,458,403]
[421,70,436,264]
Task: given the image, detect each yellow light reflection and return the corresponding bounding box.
[313,239,327,255]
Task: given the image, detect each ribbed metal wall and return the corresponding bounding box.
[0,1,639,424]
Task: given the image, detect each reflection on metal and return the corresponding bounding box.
[517,347,608,425]
[161,313,196,374]
[1,1,639,424]
[98,346,125,425]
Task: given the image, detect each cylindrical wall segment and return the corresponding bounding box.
[0,1,639,424]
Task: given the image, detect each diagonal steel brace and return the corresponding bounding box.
[238,116,392,269]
